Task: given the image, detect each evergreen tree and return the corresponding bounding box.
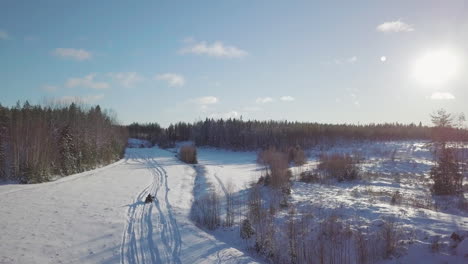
[430,109,464,195]
[59,125,77,175]
[0,101,128,183]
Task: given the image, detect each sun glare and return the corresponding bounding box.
[412,48,460,86]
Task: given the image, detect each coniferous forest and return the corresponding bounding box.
[0,101,128,183]
[130,118,468,151]
[2,101,467,184]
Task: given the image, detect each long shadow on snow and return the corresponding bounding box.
[189,164,263,263]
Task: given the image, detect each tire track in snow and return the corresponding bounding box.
[147,156,182,264]
[213,169,228,197]
[120,149,182,264]
[120,151,162,264]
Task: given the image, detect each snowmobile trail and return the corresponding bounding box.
[151,161,182,264]
[120,151,162,264]
[120,151,181,264]
[0,145,260,264]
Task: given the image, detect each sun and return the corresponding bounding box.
[411,48,460,86]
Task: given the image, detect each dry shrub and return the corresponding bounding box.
[381,218,401,259]
[407,195,435,210]
[391,190,402,205]
[314,215,354,264]
[190,190,220,230]
[299,170,321,183]
[354,228,370,264]
[318,153,361,181]
[457,197,468,212]
[179,145,197,164]
[430,236,441,253]
[240,219,255,239]
[258,148,291,189]
[361,172,379,181]
[253,212,276,259]
[247,185,263,224]
[288,146,307,165]
[224,181,235,227]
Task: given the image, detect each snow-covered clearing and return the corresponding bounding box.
[287,141,468,263]
[192,141,468,263]
[197,148,262,194]
[1,140,467,263]
[0,146,259,264]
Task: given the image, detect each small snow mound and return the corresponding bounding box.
[456,238,468,257]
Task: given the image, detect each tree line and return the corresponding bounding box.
[0,101,128,183]
[129,118,468,150]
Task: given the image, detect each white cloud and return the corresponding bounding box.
[347,56,357,63]
[280,96,295,102]
[108,72,144,88]
[256,97,274,104]
[431,92,455,100]
[42,85,58,92]
[57,94,104,104]
[0,30,10,40]
[191,96,219,105]
[332,56,357,65]
[210,110,240,119]
[180,40,248,58]
[66,74,110,89]
[351,93,360,106]
[53,48,92,61]
[155,73,185,87]
[376,20,414,33]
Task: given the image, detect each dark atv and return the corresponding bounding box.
[145,194,155,203]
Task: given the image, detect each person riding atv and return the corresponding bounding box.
[145,194,155,203]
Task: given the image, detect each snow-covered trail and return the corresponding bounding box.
[120,150,182,264]
[0,146,259,264]
[120,147,259,264]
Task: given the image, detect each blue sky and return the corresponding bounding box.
[1,0,467,126]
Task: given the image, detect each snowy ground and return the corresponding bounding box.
[193,141,468,263]
[0,145,259,264]
[1,140,467,263]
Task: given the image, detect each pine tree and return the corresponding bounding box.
[0,105,8,179]
[59,125,77,175]
[430,109,463,195]
[430,148,462,195]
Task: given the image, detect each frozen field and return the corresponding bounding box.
[194,140,468,263]
[0,145,259,264]
[0,140,467,263]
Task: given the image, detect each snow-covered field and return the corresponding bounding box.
[0,145,259,264]
[193,141,468,263]
[1,140,467,263]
